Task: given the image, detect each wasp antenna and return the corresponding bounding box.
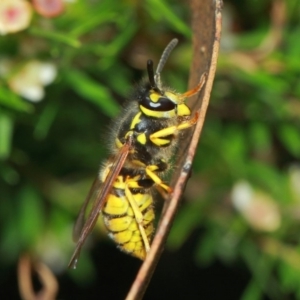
[147,59,162,94]
[156,39,178,75]
[147,60,156,89]
[155,38,178,89]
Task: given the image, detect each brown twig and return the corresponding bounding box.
[249,0,286,59]
[18,254,58,300]
[125,1,223,299]
[226,0,286,72]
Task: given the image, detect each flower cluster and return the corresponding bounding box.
[0,0,65,102]
[0,0,65,35]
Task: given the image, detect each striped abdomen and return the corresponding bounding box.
[102,175,154,260]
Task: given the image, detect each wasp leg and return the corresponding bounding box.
[142,160,172,193]
[144,166,172,193]
[124,183,151,253]
[180,73,206,99]
[155,185,170,201]
[149,112,199,146]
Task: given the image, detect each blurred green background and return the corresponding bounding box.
[1,0,300,299]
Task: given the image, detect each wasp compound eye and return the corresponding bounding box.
[140,95,176,112]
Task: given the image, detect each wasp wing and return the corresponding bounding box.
[68,138,132,269]
[72,177,102,243]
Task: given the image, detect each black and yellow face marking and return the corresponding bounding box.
[139,89,192,119]
[69,39,206,268]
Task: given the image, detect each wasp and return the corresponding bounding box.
[68,39,206,268]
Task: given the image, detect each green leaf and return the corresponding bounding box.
[0,112,13,159]
[168,203,204,250]
[278,124,300,158]
[0,186,44,261]
[70,12,117,37]
[94,22,137,69]
[239,70,288,95]
[241,279,263,300]
[29,27,81,48]
[194,228,219,266]
[18,187,45,247]
[146,0,191,38]
[246,161,289,203]
[221,125,247,175]
[0,163,19,184]
[278,257,300,297]
[0,87,33,112]
[34,101,59,140]
[65,70,120,117]
[240,240,280,298]
[249,122,271,153]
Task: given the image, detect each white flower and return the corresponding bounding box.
[0,0,33,35]
[232,181,281,232]
[8,60,57,102]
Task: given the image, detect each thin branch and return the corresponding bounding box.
[125,1,223,299]
[226,0,286,72]
[18,254,58,300]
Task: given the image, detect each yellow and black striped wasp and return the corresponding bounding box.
[68,39,205,268]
